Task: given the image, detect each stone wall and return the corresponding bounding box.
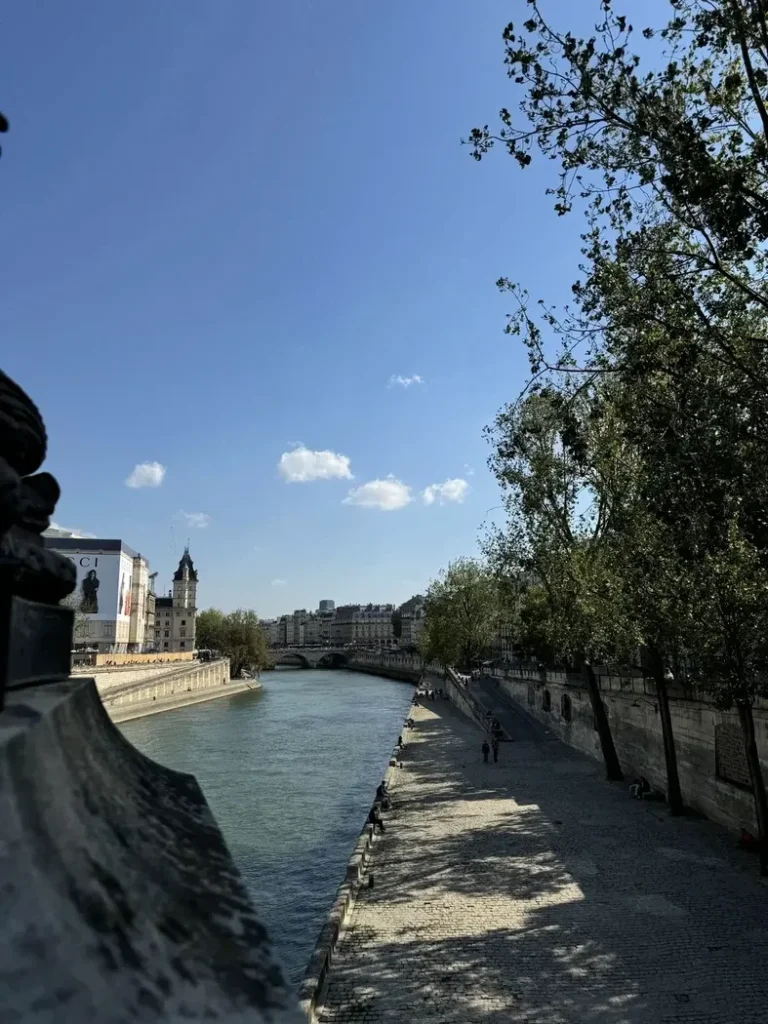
[1,677,301,1023]
[493,668,768,834]
[74,650,195,667]
[443,669,494,731]
[98,658,258,724]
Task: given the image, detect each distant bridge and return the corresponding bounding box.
[270,647,349,669]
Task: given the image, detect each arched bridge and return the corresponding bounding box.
[270,647,349,669]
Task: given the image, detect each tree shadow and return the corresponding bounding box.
[319,699,768,1023]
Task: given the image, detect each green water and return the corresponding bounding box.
[120,668,412,985]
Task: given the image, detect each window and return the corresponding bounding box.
[180,629,186,637]
[163,642,169,649]
[542,689,551,713]
[181,619,186,625]
[155,630,160,637]
[164,630,169,638]
[180,641,186,649]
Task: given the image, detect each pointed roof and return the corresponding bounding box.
[173,546,198,581]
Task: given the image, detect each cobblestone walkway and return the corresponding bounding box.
[318,697,768,1023]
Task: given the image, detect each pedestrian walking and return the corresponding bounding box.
[492,737,500,763]
[482,739,490,764]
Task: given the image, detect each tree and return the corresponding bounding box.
[486,384,629,780]
[421,558,501,672]
[196,608,227,652]
[196,608,270,679]
[391,607,403,640]
[471,0,768,842]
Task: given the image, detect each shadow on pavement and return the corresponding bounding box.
[319,697,768,1024]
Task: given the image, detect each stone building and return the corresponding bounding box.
[153,547,198,653]
[334,603,395,646]
[399,595,426,647]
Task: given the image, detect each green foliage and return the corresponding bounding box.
[197,607,269,678]
[421,558,501,671]
[391,607,403,639]
[472,0,768,840]
[473,0,768,704]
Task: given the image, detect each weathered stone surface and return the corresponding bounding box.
[319,699,768,1023]
[493,670,768,834]
[0,677,301,1023]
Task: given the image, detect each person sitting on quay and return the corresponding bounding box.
[368,805,386,834]
[376,781,390,810]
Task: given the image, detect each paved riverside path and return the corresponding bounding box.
[318,695,768,1024]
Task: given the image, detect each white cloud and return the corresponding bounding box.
[125,461,166,489]
[271,578,287,586]
[278,446,353,483]
[464,463,475,477]
[388,374,424,389]
[344,476,412,511]
[180,511,211,529]
[45,522,96,539]
[422,478,469,506]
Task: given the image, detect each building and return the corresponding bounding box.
[318,599,335,613]
[334,603,395,647]
[43,537,151,653]
[154,548,198,653]
[399,595,426,647]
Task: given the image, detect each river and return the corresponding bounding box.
[119,668,412,986]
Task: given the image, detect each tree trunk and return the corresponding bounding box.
[581,660,623,781]
[649,646,683,815]
[737,701,768,877]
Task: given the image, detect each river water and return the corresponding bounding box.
[120,668,412,986]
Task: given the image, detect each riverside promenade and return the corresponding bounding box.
[318,696,768,1023]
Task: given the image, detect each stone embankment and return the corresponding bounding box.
[484,666,768,835]
[299,706,412,1022]
[75,658,258,723]
[1,676,301,1023]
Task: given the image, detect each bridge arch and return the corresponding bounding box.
[316,652,348,669]
[273,652,311,669]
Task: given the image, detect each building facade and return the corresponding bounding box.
[333,603,395,646]
[400,595,426,647]
[43,537,151,653]
[153,548,198,653]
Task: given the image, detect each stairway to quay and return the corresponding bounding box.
[316,693,768,1024]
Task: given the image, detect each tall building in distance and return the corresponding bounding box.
[318,599,335,613]
[154,547,198,653]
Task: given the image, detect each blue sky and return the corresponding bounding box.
[2,1,653,616]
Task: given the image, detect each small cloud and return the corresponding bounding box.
[422,478,469,506]
[271,578,287,586]
[45,522,96,539]
[388,374,424,389]
[344,476,412,511]
[125,461,166,489]
[278,446,353,483]
[464,463,475,477]
[180,511,211,529]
